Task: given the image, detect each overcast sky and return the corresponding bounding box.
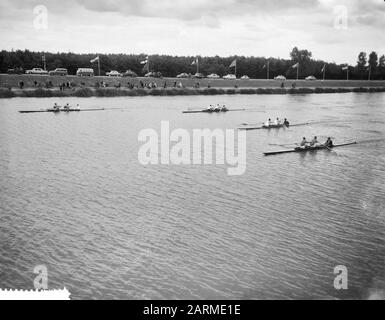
[0,0,384,64]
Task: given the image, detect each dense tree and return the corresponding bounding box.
[0,48,384,80]
[368,51,378,79]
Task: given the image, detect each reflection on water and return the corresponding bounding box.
[0,93,385,300]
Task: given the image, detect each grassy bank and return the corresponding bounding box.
[2,74,385,90]
[2,86,385,98]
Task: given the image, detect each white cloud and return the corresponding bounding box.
[0,0,384,64]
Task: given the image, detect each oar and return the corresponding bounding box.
[241,122,263,126]
[268,143,297,147]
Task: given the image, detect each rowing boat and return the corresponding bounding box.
[238,122,310,130]
[263,142,357,156]
[19,108,105,114]
[183,108,245,114]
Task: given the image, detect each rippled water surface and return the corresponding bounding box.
[1,93,385,300]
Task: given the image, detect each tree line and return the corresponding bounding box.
[1,48,385,80]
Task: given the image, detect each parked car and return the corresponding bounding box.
[49,68,68,76]
[274,75,286,80]
[192,73,205,79]
[26,68,48,75]
[76,68,94,77]
[144,72,163,78]
[7,68,24,75]
[240,75,250,80]
[177,73,190,78]
[123,70,138,78]
[305,75,317,80]
[207,73,220,79]
[223,74,236,80]
[106,70,122,77]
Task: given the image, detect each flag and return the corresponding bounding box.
[262,64,266,69]
[140,56,149,65]
[342,65,348,70]
[321,64,326,72]
[229,59,237,68]
[191,58,198,65]
[292,62,299,69]
[90,56,99,63]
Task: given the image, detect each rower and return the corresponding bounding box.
[207,105,213,111]
[215,104,221,111]
[300,137,308,148]
[64,103,70,111]
[309,136,319,147]
[53,103,59,110]
[264,118,272,127]
[283,118,290,126]
[274,117,281,125]
[324,137,334,148]
[221,105,228,111]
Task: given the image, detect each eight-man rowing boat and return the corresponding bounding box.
[263,142,357,156]
[19,108,105,114]
[183,108,245,114]
[238,122,311,130]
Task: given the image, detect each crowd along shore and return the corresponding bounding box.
[0,74,385,98]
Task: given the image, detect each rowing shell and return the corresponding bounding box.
[263,142,357,156]
[238,122,310,130]
[183,109,245,114]
[19,108,105,114]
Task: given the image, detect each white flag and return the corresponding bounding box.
[229,59,237,68]
[342,65,348,70]
[141,56,149,65]
[90,56,99,63]
[292,62,299,69]
[191,58,198,65]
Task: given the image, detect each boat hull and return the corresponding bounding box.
[19,108,104,114]
[263,142,357,156]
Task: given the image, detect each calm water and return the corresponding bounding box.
[0,93,385,300]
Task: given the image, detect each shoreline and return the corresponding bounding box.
[1,86,385,98]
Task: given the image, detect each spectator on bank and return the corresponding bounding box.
[34,80,38,87]
[164,81,167,88]
[19,81,24,89]
[281,82,285,88]
[292,82,296,88]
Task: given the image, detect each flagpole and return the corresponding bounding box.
[98,57,101,77]
[368,65,371,81]
[322,64,326,81]
[267,60,270,80]
[43,53,46,71]
[297,64,299,80]
[347,67,349,81]
[197,57,199,74]
[235,60,237,78]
